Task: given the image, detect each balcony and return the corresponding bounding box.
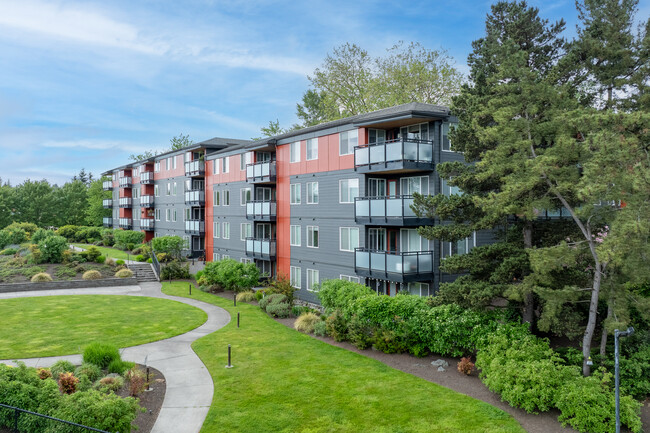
[140,171,154,184]
[185,220,205,235]
[119,177,132,188]
[246,201,276,221]
[245,238,276,260]
[246,161,276,184]
[355,195,434,226]
[118,197,132,208]
[102,180,113,190]
[355,248,434,283]
[118,218,132,229]
[102,199,113,209]
[185,160,205,177]
[354,139,434,174]
[140,218,155,231]
[184,190,205,206]
[103,217,113,227]
[140,195,154,208]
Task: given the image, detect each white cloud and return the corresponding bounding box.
[41,138,151,153]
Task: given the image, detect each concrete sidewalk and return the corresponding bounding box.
[0,282,230,433]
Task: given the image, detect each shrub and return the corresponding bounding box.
[266,302,291,318]
[152,236,184,260]
[147,258,152,263]
[0,230,11,249]
[318,279,375,313]
[115,259,125,266]
[96,375,124,393]
[101,229,115,247]
[96,255,106,264]
[373,329,407,354]
[259,293,287,311]
[75,363,102,382]
[457,357,475,375]
[108,359,135,375]
[38,235,69,263]
[201,259,260,291]
[325,310,348,342]
[115,269,134,278]
[603,344,650,400]
[58,372,79,394]
[31,228,56,244]
[113,230,144,250]
[105,258,115,267]
[83,342,121,369]
[236,291,256,303]
[313,320,328,337]
[77,374,93,392]
[57,225,80,241]
[84,246,101,262]
[126,367,147,397]
[294,312,320,333]
[82,270,102,280]
[77,227,102,244]
[31,272,53,282]
[255,289,266,301]
[5,222,38,238]
[50,360,76,380]
[135,254,145,262]
[0,248,18,255]
[28,244,42,264]
[160,260,190,280]
[347,315,374,350]
[3,226,28,244]
[37,368,52,380]
[267,273,296,303]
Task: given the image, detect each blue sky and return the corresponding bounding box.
[0,0,647,185]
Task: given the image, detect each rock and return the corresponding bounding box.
[431,359,449,368]
[437,366,446,372]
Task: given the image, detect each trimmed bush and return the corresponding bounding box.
[313,320,328,337]
[96,255,106,264]
[38,235,69,263]
[201,258,259,292]
[57,225,80,241]
[31,272,53,282]
[82,270,102,280]
[236,291,256,303]
[37,368,52,380]
[347,314,374,350]
[294,312,320,333]
[151,236,184,260]
[325,310,347,342]
[160,260,190,280]
[266,303,291,318]
[50,360,76,380]
[96,375,125,393]
[0,248,18,255]
[75,363,102,382]
[58,372,79,394]
[457,357,475,375]
[84,246,102,262]
[115,269,134,278]
[31,228,55,244]
[113,230,144,250]
[135,254,145,262]
[259,293,287,311]
[108,359,135,375]
[115,259,125,266]
[83,342,121,369]
[267,273,296,303]
[318,279,375,313]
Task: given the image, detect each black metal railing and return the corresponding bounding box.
[118,197,132,208]
[102,199,112,208]
[354,195,433,225]
[102,180,113,190]
[246,161,276,183]
[118,218,132,229]
[140,171,154,184]
[355,248,433,280]
[245,238,277,259]
[140,218,154,230]
[185,160,205,176]
[118,177,132,188]
[151,250,160,281]
[0,403,112,433]
[184,190,205,205]
[102,217,112,227]
[185,220,205,234]
[246,200,277,220]
[354,138,434,169]
[140,195,154,207]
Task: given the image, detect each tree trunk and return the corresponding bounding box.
[582,261,602,376]
[599,302,613,358]
[522,221,535,327]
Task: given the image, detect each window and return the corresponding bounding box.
[240,152,252,170]
[306,182,318,204]
[340,275,361,283]
[213,159,219,174]
[155,209,161,221]
[185,208,190,221]
[240,223,252,241]
[339,179,359,203]
[223,222,230,239]
[290,266,301,289]
[407,282,431,297]
[339,129,358,155]
[213,253,220,261]
[166,209,171,222]
[306,269,319,291]
[442,232,476,258]
[154,162,160,172]
[442,178,461,196]
[173,182,177,196]
[368,178,386,197]
[166,183,171,196]
[400,228,428,252]
[340,227,359,252]
[401,176,429,195]
[290,225,301,246]
[166,158,170,170]
[442,123,457,151]
[222,157,229,173]
[400,122,429,141]
[224,190,230,206]
[307,226,319,248]
[290,183,301,205]
[290,141,300,163]
[214,190,220,206]
[173,156,177,170]
[154,185,159,197]
[306,138,318,160]
[240,188,251,206]
[241,258,253,264]
[214,221,221,238]
[172,210,177,222]
[182,236,190,250]
[368,129,386,144]
[132,188,139,199]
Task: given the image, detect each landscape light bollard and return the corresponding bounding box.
[237,312,240,328]
[189,283,192,295]
[615,327,634,433]
[225,344,233,368]
[146,367,150,391]
[233,293,237,307]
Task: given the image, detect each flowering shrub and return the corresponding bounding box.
[58,372,79,394]
[457,357,475,375]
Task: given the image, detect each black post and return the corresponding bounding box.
[146,367,150,391]
[237,312,240,328]
[189,283,191,295]
[233,293,237,307]
[226,344,232,368]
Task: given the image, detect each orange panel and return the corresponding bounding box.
[276,144,291,277]
[205,160,214,262]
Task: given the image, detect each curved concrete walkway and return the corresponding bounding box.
[0,282,230,433]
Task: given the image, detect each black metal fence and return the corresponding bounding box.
[151,249,161,281]
[0,403,112,433]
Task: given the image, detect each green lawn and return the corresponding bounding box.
[0,295,207,359]
[72,244,132,261]
[162,282,525,433]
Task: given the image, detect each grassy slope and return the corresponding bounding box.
[0,295,207,359]
[162,282,524,433]
[72,244,132,261]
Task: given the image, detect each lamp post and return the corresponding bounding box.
[615,326,634,433]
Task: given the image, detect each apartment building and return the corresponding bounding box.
[103,103,493,304]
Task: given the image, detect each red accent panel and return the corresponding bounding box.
[209,155,247,183]
[205,160,214,262]
[154,155,185,180]
[144,231,154,242]
[285,129,359,176]
[119,208,132,218]
[276,144,291,277]
[119,188,132,198]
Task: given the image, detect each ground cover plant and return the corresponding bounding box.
[72,244,133,261]
[161,281,524,433]
[0,295,207,358]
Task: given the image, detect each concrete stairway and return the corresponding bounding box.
[129,263,159,282]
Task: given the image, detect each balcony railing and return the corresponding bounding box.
[118,197,132,208]
[184,190,205,206]
[140,171,154,184]
[354,138,434,173]
[185,220,205,235]
[246,200,277,221]
[355,195,434,226]
[246,161,276,183]
[245,238,276,260]
[140,195,154,207]
[140,218,155,230]
[118,218,132,229]
[102,180,113,190]
[119,177,132,188]
[103,217,113,227]
[355,248,434,283]
[185,160,205,177]
[102,199,113,208]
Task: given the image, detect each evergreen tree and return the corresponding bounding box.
[85,178,111,226]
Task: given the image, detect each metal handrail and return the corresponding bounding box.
[0,403,112,433]
[353,137,434,167]
[151,249,160,281]
[354,195,422,220]
[354,248,434,275]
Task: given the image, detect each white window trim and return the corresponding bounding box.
[306,269,319,291]
[306,182,318,204]
[240,223,252,241]
[307,225,319,249]
[223,222,230,239]
[290,266,301,289]
[306,138,318,161]
[339,227,359,252]
[339,178,359,204]
[290,183,301,205]
[214,221,221,238]
[290,141,301,163]
[240,188,251,206]
[224,190,230,206]
[339,129,358,156]
[290,225,301,246]
[340,275,361,283]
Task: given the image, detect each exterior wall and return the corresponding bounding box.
[210,180,250,261]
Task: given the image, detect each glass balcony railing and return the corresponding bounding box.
[354,195,433,226]
[140,219,155,230]
[118,218,132,229]
[102,180,113,190]
[354,138,434,173]
[246,161,276,183]
[246,201,277,220]
[185,220,205,235]
[103,217,113,227]
[118,197,132,208]
[355,248,434,283]
[140,171,154,184]
[102,199,113,208]
[245,238,277,259]
[184,190,205,205]
[119,177,132,188]
[140,195,154,207]
[185,160,205,177]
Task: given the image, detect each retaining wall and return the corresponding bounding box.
[0,277,139,293]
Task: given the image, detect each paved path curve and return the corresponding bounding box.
[0,282,230,433]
